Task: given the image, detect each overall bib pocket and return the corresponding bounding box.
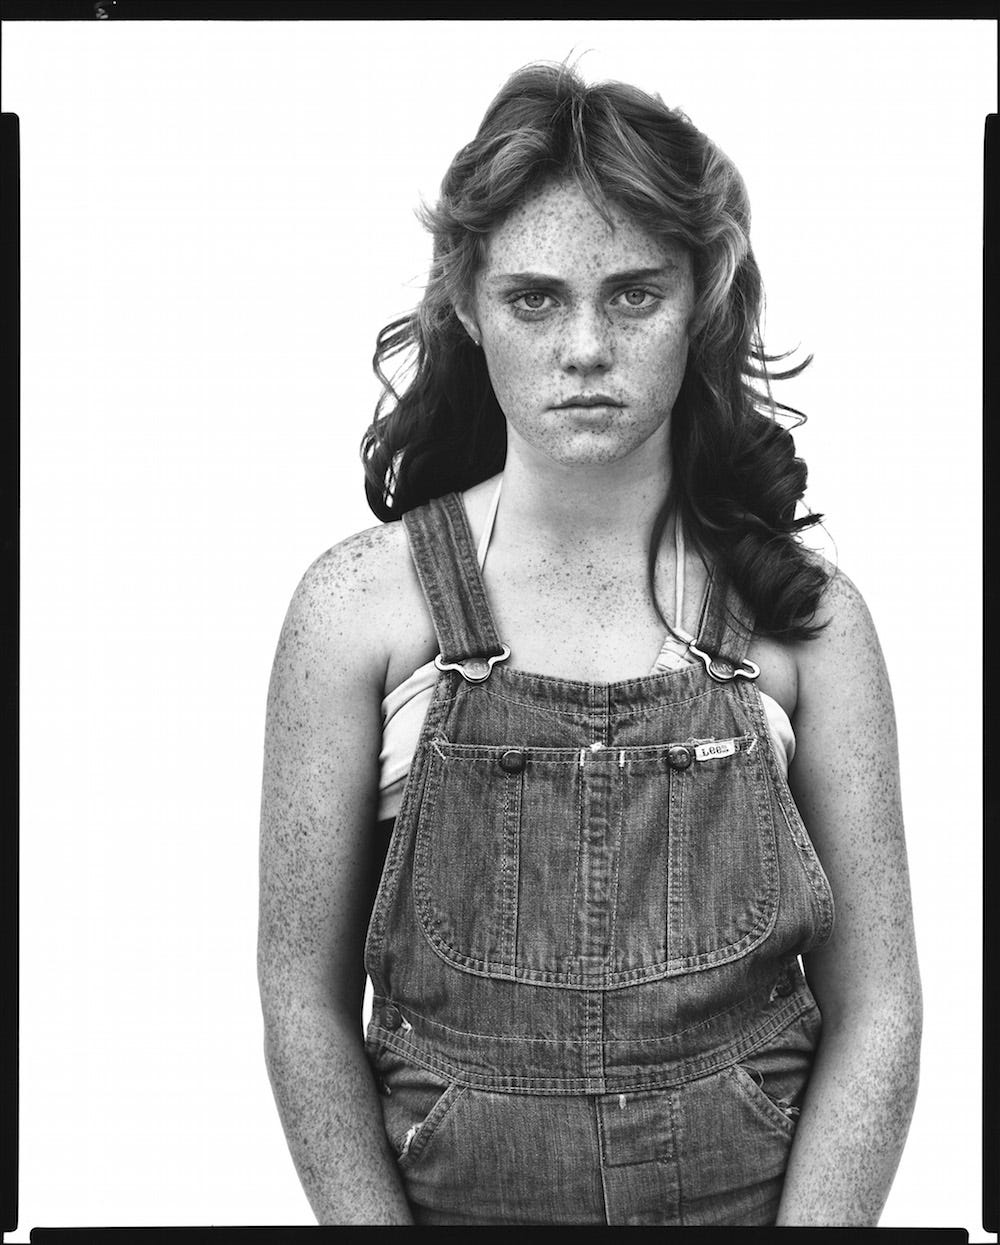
[412,734,778,986]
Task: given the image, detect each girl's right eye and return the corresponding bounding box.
[510,291,555,314]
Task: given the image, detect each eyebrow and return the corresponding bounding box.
[487,264,681,288]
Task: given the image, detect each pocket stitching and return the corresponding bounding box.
[664,738,779,974]
[729,1063,797,1139]
[397,1082,467,1173]
[413,738,779,984]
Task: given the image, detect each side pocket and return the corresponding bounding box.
[729,1062,800,1139]
[371,1049,465,1173]
[728,1008,819,1140]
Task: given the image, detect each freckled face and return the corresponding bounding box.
[461,179,695,470]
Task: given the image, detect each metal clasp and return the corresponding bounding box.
[687,639,760,683]
[434,645,511,684]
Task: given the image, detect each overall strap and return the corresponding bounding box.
[691,568,760,683]
[402,493,509,682]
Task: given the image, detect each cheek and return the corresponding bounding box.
[481,328,542,395]
[625,320,691,377]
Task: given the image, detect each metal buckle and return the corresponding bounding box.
[687,640,760,683]
[434,645,511,684]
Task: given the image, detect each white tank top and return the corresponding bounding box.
[378,480,795,820]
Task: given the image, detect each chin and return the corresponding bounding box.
[535,440,656,468]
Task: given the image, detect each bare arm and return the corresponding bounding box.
[257,532,413,1225]
[777,570,922,1225]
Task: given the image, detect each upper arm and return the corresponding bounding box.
[257,529,396,1022]
[788,569,921,1025]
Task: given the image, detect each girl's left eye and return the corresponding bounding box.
[617,288,657,308]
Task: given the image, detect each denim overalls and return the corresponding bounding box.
[364,493,835,1226]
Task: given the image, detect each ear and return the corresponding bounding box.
[454,302,482,348]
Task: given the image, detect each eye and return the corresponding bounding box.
[509,290,557,316]
[615,288,659,310]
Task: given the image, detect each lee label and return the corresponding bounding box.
[694,739,737,762]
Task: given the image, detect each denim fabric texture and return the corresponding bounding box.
[364,493,835,1226]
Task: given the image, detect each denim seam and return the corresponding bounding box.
[367,992,813,1094]
[569,758,585,962]
[404,495,504,662]
[407,925,785,986]
[667,762,684,966]
[658,692,781,973]
[585,984,602,1080]
[412,751,448,945]
[608,761,625,973]
[372,983,810,1049]
[407,917,787,986]
[500,769,519,968]
[366,686,451,975]
[734,680,835,946]
[477,679,716,722]
[397,1082,470,1173]
[775,790,836,946]
[420,737,755,763]
[595,1097,611,1225]
[487,664,705,696]
[728,1063,797,1140]
[612,687,721,724]
[372,1032,607,1090]
[668,1089,683,1215]
[481,685,616,723]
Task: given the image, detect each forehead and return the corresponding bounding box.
[480,178,687,277]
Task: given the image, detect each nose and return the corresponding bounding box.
[558,303,612,376]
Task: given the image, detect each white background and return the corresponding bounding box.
[4,17,995,1236]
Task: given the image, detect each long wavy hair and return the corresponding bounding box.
[361,62,829,640]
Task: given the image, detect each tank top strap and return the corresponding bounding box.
[402,492,506,667]
[692,568,757,677]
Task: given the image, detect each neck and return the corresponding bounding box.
[498,431,673,554]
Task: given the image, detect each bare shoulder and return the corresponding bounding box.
[793,560,886,687]
[748,557,888,727]
[276,520,434,697]
[289,521,407,627]
[788,559,897,762]
[274,475,513,698]
[814,557,875,628]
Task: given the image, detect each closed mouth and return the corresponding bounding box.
[553,395,623,409]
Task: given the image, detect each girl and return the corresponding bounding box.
[258,62,921,1225]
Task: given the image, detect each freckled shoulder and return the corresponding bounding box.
[277,520,435,696]
[803,559,875,642]
[791,559,891,720]
[746,553,863,724]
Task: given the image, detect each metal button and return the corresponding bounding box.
[383,1003,403,1030]
[462,658,490,681]
[499,749,526,774]
[667,745,692,770]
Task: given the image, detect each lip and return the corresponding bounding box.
[552,394,623,409]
